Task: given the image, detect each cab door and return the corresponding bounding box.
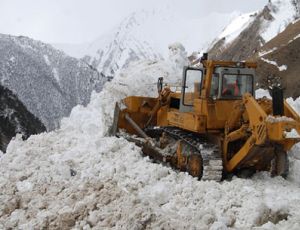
[179,67,203,113]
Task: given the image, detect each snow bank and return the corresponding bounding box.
[256,88,271,99]
[1,47,300,229]
[284,96,300,184]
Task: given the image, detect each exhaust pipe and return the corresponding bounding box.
[271,86,284,116]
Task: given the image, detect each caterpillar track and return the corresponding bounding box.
[118,126,223,181]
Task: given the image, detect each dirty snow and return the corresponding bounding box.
[266,115,295,123]
[1,45,300,229]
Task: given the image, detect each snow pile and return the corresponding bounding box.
[2,48,300,229]
[3,132,300,229]
[262,0,299,42]
[284,97,300,184]
[218,11,257,44]
[266,115,295,123]
[256,88,271,99]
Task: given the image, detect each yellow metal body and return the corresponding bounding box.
[116,60,300,174]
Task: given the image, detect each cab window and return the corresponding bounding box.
[221,74,253,98]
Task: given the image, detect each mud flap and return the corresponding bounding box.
[109,102,121,136]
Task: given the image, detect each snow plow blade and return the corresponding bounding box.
[110,96,158,137]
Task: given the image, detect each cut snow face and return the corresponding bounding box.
[1,49,300,229]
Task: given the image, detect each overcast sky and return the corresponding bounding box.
[0,0,268,44]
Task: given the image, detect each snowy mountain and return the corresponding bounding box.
[0,85,46,152]
[206,0,300,98]
[0,34,107,130]
[81,12,163,77]
[1,43,300,229]
[54,8,238,76]
[209,0,300,61]
[256,19,300,98]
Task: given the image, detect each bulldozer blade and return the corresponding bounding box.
[109,102,121,136]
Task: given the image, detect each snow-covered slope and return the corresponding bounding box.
[1,44,300,229]
[255,19,300,98]
[0,34,107,130]
[216,11,258,45]
[261,0,300,42]
[54,8,238,76]
[209,0,300,61]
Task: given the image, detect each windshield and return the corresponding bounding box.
[221,74,253,98]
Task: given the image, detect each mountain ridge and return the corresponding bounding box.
[208,0,300,61]
[0,34,107,130]
[53,8,238,76]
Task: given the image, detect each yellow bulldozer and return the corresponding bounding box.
[111,54,300,181]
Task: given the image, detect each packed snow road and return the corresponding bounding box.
[1,50,300,229]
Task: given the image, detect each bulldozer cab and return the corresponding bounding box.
[176,61,256,131]
[180,63,255,107]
